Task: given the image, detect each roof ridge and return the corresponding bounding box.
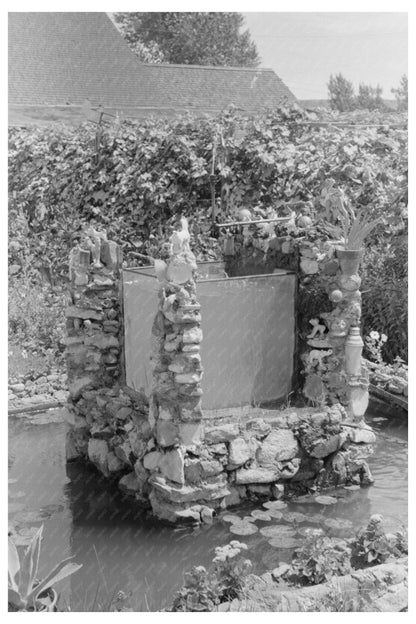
[143,62,274,73]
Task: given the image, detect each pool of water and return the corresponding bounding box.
[8,407,407,611]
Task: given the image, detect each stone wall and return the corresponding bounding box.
[65,223,375,524]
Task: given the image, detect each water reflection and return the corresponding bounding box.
[8,408,407,611]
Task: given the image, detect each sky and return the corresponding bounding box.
[243,12,408,100]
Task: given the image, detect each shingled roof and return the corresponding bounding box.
[9,12,296,119]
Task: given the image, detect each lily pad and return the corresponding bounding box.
[222,514,242,524]
[323,518,354,537]
[267,509,283,520]
[242,516,257,523]
[268,536,301,549]
[314,495,338,505]
[343,485,361,491]
[290,495,319,505]
[251,510,272,521]
[281,511,309,525]
[260,525,297,539]
[296,526,325,538]
[263,500,287,510]
[229,522,258,536]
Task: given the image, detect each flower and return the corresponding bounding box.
[369,331,379,340]
[381,334,388,343]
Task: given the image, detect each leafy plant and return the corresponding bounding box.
[290,536,352,585]
[350,515,405,569]
[172,541,252,611]
[8,525,82,612]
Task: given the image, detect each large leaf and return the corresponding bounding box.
[8,587,24,609]
[26,558,82,606]
[17,525,43,599]
[8,537,20,589]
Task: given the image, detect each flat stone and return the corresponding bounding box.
[309,433,345,458]
[300,259,319,275]
[235,467,280,484]
[84,334,119,350]
[245,419,272,438]
[257,430,299,466]
[205,423,240,443]
[107,452,125,472]
[143,451,162,471]
[178,422,204,446]
[116,407,133,420]
[159,448,185,485]
[156,420,179,447]
[174,372,202,384]
[68,376,94,400]
[209,443,228,455]
[348,425,376,444]
[88,438,109,475]
[228,437,251,467]
[182,327,203,344]
[10,383,25,393]
[119,472,141,495]
[66,306,104,321]
[150,475,230,503]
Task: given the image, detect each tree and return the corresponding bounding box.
[391,75,408,111]
[327,74,356,112]
[113,12,260,67]
[356,83,385,110]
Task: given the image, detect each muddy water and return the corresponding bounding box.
[8,408,407,611]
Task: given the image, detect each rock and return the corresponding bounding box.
[159,448,185,485]
[200,459,224,477]
[88,438,109,475]
[300,259,319,275]
[116,407,132,420]
[272,563,291,580]
[271,483,285,499]
[156,421,178,447]
[143,451,162,471]
[348,425,376,444]
[84,334,119,350]
[205,423,240,443]
[150,475,230,503]
[182,327,203,344]
[68,376,95,399]
[210,443,228,455]
[247,484,271,497]
[107,452,125,472]
[229,437,251,467]
[245,419,272,439]
[200,506,214,524]
[114,441,132,466]
[119,472,141,495]
[235,467,279,484]
[10,383,25,393]
[66,306,104,321]
[257,430,299,466]
[175,372,202,384]
[309,433,345,458]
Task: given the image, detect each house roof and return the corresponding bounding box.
[8,12,296,118]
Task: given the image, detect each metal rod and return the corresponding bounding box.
[216,217,292,227]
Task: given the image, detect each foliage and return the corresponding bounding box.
[328,74,356,112]
[8,278,66,360]
[8,105,407,362]
[290,536,352,585]
[317,183,381,249]
[350,515,407,569]
[365,330,388,364]
[113,12,260,67]
[8,525,82,612]
[391,75,408,111]
[172,541,252,611]
[356,83,385,111]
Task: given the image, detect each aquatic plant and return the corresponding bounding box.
[350,514,407,568]
[8,525,82,612]
[290,535,352,585]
